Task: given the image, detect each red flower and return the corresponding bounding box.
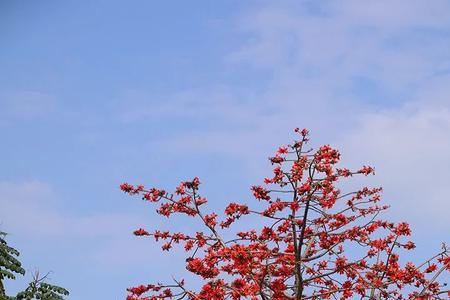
[133,228,150,236]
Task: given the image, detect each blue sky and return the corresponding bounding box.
[1,1,450,299]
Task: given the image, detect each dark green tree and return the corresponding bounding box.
[0,231,69,300]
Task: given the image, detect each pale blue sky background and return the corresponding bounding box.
[1,1,450,299]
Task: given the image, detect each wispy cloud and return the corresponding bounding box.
[112,1,450,236]
[339,106,450,231]
[0,180,184,297]
[0,180,169,270]
[0,91,56,124]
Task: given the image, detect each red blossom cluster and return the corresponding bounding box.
[121,129,449,300]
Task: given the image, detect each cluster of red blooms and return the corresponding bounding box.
[121,129,449,299]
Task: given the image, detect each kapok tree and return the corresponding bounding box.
[121,129,449,300]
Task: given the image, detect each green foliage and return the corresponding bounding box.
[13,281,70,300]
[0,232,26,280]
[0,231,69,300]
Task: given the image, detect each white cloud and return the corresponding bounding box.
[0,180,186,298]
[330,0,450,29]
[112,1,450,239]
[115,86,261,124]
[0,181,131,238]
[229,1,450,94]
[171,3,449,235]
[338,106,450,232]
[0,181,64,236]
[0,91,55,124]
[0,180,158,267]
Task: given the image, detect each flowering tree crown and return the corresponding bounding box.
[121,129,449,300]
